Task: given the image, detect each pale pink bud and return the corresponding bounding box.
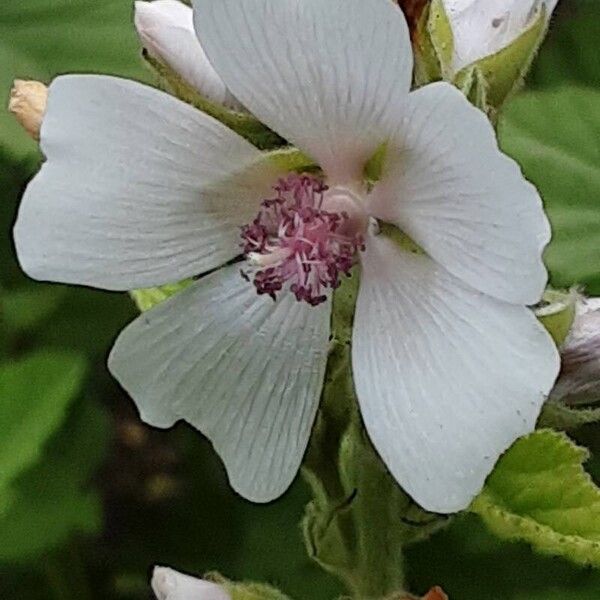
[8,80,48,140]
[134,0,242,110]
[552,297,600,406]
[151,566,231,600]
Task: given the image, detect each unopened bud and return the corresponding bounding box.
[151,567,231,600]
[443,0,559,73]
[8,80,48,140]
[552,297,600,406]
[134,0,242,110]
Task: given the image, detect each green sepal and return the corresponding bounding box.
[208,573,291,600]
[413,0,453,86]
[302,274,446,599]
[143,52,285,151]
[454,8,548,121]
[228,583,292,600]
[535,288,578,347]
[265,147,316,174]
[471,429,600,568]
[130,280,194,313]
[413,3,548,120]
[539,400,600,432]
[454,65,489,115]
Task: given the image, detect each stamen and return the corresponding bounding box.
[240,174,365,306]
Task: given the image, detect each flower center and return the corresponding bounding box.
[240,174,366,306]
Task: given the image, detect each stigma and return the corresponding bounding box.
[240,174,366,306]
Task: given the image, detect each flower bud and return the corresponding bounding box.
[134,0,242,110]
[8,80,48,140]
[552,297,600,406]
[410,0,559,116]
[151,567,231,600]
[443,0,559,73]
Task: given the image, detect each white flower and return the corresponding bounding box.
[14,0,559,513]
[152,566,230,600]
[444,0,560,73]
[134,0,242,110]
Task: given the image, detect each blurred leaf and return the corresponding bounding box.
[0,398,109,563]
[0,0,148,158]
[0,351,87,512]
[407,514,600,600]
[531,3,600,89]
[471,430,600,568]
[1,285,66,333]
[0,42,42,159]
[500,87,600,294]
[36,287,135,357]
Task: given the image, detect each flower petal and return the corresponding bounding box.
[134,0,242,109]
[14,75,282,291]
[368,82,550,305]
[444,0,560,72]
[352,234,559,513]
[108,265,331,502]
[192,0,412,181]
[152,567,230,600]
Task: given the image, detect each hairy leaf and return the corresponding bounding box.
[471,430,600,567]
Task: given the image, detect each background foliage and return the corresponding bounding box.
[1,0,600,598]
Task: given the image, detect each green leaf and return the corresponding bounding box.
[0,398,109,563]
[471,430,600,567]
[406,513,600,600]
[0,0,149,158]
[0,351,87,511]
[1,286,66,333]
[499,87,600,294]
[531,3,600,89]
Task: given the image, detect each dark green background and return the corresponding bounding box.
[1,1,600,598]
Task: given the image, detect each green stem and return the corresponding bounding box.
[302,274,447,599]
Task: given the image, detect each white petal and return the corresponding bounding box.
[368,82,550,305]
[14,75,282,290]
[444,0,560,72]
[108,265,331,502]
[134,0,242,109]
[152,567,230,600]
[192,0,413,181]
[352,234,559,513]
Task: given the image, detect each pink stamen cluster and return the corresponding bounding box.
[240,174,365,306]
